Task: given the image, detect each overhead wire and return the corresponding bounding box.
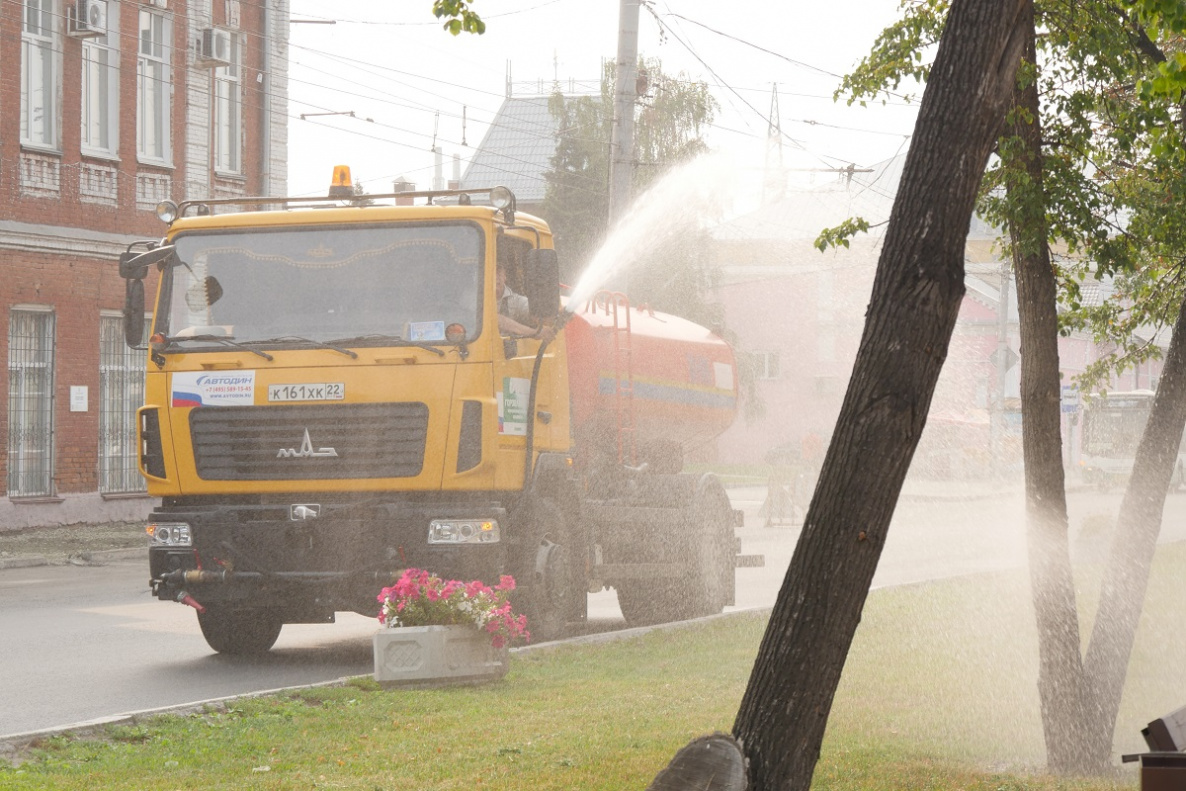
[648,3,913,171]
[289,0,576,27]
[4,0,588,196]
[13,0,914,201]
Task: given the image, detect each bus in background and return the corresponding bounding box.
[1080,389,1186,489]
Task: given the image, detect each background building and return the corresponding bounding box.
[712,153,1167,479]
[1,0,289,528]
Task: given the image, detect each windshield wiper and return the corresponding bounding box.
[162,334,274,361]
[328,334,446,357]
[248,336,359,359]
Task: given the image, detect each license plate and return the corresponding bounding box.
[267,382,345,402]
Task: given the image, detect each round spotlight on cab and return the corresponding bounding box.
[156,200,179,224]
[490,186,514,211]
[445,323,467,343]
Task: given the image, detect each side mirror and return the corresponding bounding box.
[123,279,145,348]
[524,248,560,321]
[119,245,175,279]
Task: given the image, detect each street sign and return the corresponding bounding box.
[1061,384,1080,414]
[989,347,1020,371]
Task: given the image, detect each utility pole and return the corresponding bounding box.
[607,0,639,230]
[763,84,785,205]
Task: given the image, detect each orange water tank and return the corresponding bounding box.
[562,293,737,469]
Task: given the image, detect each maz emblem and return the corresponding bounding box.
[277,429,339,459]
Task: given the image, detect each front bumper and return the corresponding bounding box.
[148,499,508,616]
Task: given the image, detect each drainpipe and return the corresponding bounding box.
[259,0,271,195]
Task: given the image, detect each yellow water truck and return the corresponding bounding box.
[119,172,756,654]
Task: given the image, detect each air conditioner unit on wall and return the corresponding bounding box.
[196,28,232,68]
[67,0,107,38]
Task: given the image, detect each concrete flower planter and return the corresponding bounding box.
[373,624,509,687]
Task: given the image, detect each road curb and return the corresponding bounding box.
[0,547,143,571]
[0,555,49,570]
[0,607,772,757]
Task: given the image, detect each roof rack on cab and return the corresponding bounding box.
[153,165,517,227]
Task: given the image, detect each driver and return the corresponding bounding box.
[496,261,553,341]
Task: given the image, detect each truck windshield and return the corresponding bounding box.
[159,223,483,346]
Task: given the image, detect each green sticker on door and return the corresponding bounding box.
[498,377,530,436]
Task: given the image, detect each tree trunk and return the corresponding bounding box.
[1081,292,1186,760]
[729,1,1029,789]
[1001,9,1098,773]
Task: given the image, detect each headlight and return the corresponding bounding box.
[427,519,499,545]
[147,522,192,547]
[489,186,513,211]
[155,200,178,224]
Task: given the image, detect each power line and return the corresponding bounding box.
[647,5,911,171]
[662,12,843,80]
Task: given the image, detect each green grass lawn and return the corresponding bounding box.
[8,540,1184,790]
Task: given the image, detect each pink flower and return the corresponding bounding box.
[377,568,529,647]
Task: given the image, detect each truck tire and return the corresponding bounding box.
[683,477,733,619]
[197,607,283,655]
[516,499,581,643]
[616,475,732,626]
[617,581,685,626]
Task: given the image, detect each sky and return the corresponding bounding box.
[284,0,923,207]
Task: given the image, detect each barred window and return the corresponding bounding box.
[8,309,55,497]
[99,314,146,493]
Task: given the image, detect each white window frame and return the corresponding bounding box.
[21,0,60,150]
[81,2,120,158]
[213,32,243,175]
[99,313,147,494]
[752,350,781,381]
[8,307,56,498]
[137,8,173,165]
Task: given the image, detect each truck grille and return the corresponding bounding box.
[190,403,429,480]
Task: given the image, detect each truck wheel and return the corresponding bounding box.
[517,499,579,643]
[616,476,732,626]
[617,581,686,626]
[197,607,283,655]
[683,477,733,619]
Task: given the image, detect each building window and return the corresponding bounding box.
[213,33,242,174]
[82,2,119,157]
[750,350,781,380]
[137,9,172,164]
[7,309,56,498]
[99,315,147,494]
[21,0,58,149]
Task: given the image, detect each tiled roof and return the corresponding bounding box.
[460,97,560,203]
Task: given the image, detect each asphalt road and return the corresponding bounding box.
[2,484,1180,739]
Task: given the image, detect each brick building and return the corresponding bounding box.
[0,0,289,529]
